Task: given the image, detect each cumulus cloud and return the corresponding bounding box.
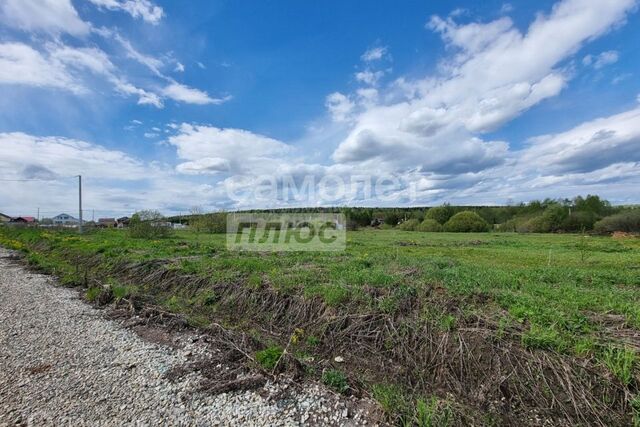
[325,92,355,122]
[519,107,640,174]
[331,0,637,178]
[0,132,148,180]
[168,124,293,175]
[88,0,164,24]
[0,131,239,215]
[0,0,90,36]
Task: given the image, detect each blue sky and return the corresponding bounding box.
[0,0,639,218]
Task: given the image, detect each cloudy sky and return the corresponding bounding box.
[0,0,639,218]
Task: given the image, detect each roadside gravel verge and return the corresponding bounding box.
[0,248,379,426]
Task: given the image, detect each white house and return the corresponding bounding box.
[52,213,79,226]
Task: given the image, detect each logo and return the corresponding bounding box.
[227,213,346,251]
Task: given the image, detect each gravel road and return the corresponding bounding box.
[0,248,378,426]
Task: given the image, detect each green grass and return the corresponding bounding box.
[3,227,640,355]
[601,346,638,385]
[255,346,283,370]
[322,369,349,393]
[85,287,101,302]
[2,226,639,422]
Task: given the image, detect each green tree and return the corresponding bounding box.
[444,211,490,232]
[425,205,454,224]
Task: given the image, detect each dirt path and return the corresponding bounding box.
[0,248,377,426]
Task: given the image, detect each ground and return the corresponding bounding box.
[0,247,379,426]
[0,227,639,425]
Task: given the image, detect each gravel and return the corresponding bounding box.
[0,248,380,426]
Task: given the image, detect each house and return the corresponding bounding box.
[97,218,117,228]
[0,213,11,223]
[116,216,130,228]
[10,216,36,224]
[52,213,78,226]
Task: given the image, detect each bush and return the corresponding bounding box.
[594,210,640,233]
[398,218,420,231]
[520,215,552,233]
[416,219,443,232]
[443,211,490,232]
[322,369,349,394]
[189,207,227,233]
[515,205,570,233]
[255,346,283,370]
[425,205,453,224]
[129,210,173,239]
[562,211,598,232]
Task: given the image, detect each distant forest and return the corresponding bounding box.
[169,195,640,233]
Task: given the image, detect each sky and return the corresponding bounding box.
[0,0,639,218]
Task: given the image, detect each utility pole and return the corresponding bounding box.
[78,175,83,234]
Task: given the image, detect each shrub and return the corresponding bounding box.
[384,212,401,226]
[416,219,443,232]
[515,205,571,233]
[322,369,349,394]
[594,210,640,233]
[255,346,283,370]
[562,211,598,232]
[425,206,453,224]
[443,211,490,232]
[398,218,420,231]
[129,210,173,238]
[520,215,552,233]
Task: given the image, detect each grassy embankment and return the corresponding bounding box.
[1,227,639,425]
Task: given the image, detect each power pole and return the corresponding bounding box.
[78,175,83,234]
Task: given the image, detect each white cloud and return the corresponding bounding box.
[0,42,164,108]
[0,0,90,36]
[88,0,164,24]
[114,34,164,76]
[174,62,185,72]
[519,107,640,174]
[162,83,230,105]
[0,42,82,92]
[583,50,619,69]
[0,132,148,180]
[0,132,238,215]
[325,92,355,122]
[500,3,514,14]
[361,46,388,62]
[332,0,637,174]
[355,70,384,86]
[168,124,293,175]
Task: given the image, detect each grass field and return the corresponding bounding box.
[1,227,639,425]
